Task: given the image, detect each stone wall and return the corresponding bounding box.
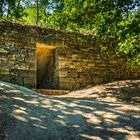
[58,46,140,90]
[0,21,140,90]
[0,23,36,88]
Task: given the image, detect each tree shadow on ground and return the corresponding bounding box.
[0,81,140,140]
[98,81,140,103]
[80,80,140,103]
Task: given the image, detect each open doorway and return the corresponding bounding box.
[36,43,57,89]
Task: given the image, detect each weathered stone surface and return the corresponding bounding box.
[0,21,140,90]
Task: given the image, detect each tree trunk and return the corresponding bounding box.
[0,0,4,18]
[36,0,39,25]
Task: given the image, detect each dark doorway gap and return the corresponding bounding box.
[36,43,57,89]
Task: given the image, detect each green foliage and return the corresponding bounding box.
[0,0,139,64]
[117,8,140,64]
[22,4,37,24]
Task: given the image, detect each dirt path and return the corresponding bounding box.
[0,81,140,140]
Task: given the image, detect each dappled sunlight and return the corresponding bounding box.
[13,105,27,111]
[12,97,26,102]
[53,104,66,110]
[0,82,14,88]
[55,120,67,126]
[12,96,40,105]
[41,100,53,105]
[95,111,119,119]
[5,90,22,93]
[0,87,4,90]
[24,99,39,104]
[77,104,94,110]
[32,124,47,129]
[80,134,103,140]
[13,109,28,115]
[0,81,140,139]
[65,80,140,103]
[73,109,83,115]
[30,117,42,122]
[86,115,102,125]
[13,114,28,123]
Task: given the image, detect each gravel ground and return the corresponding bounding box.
[0,80,140,140]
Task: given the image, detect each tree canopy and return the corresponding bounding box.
[0,0,139,64]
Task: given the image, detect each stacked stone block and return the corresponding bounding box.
[0,21,139,90]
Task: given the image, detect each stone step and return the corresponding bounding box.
[34,89,69,95]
